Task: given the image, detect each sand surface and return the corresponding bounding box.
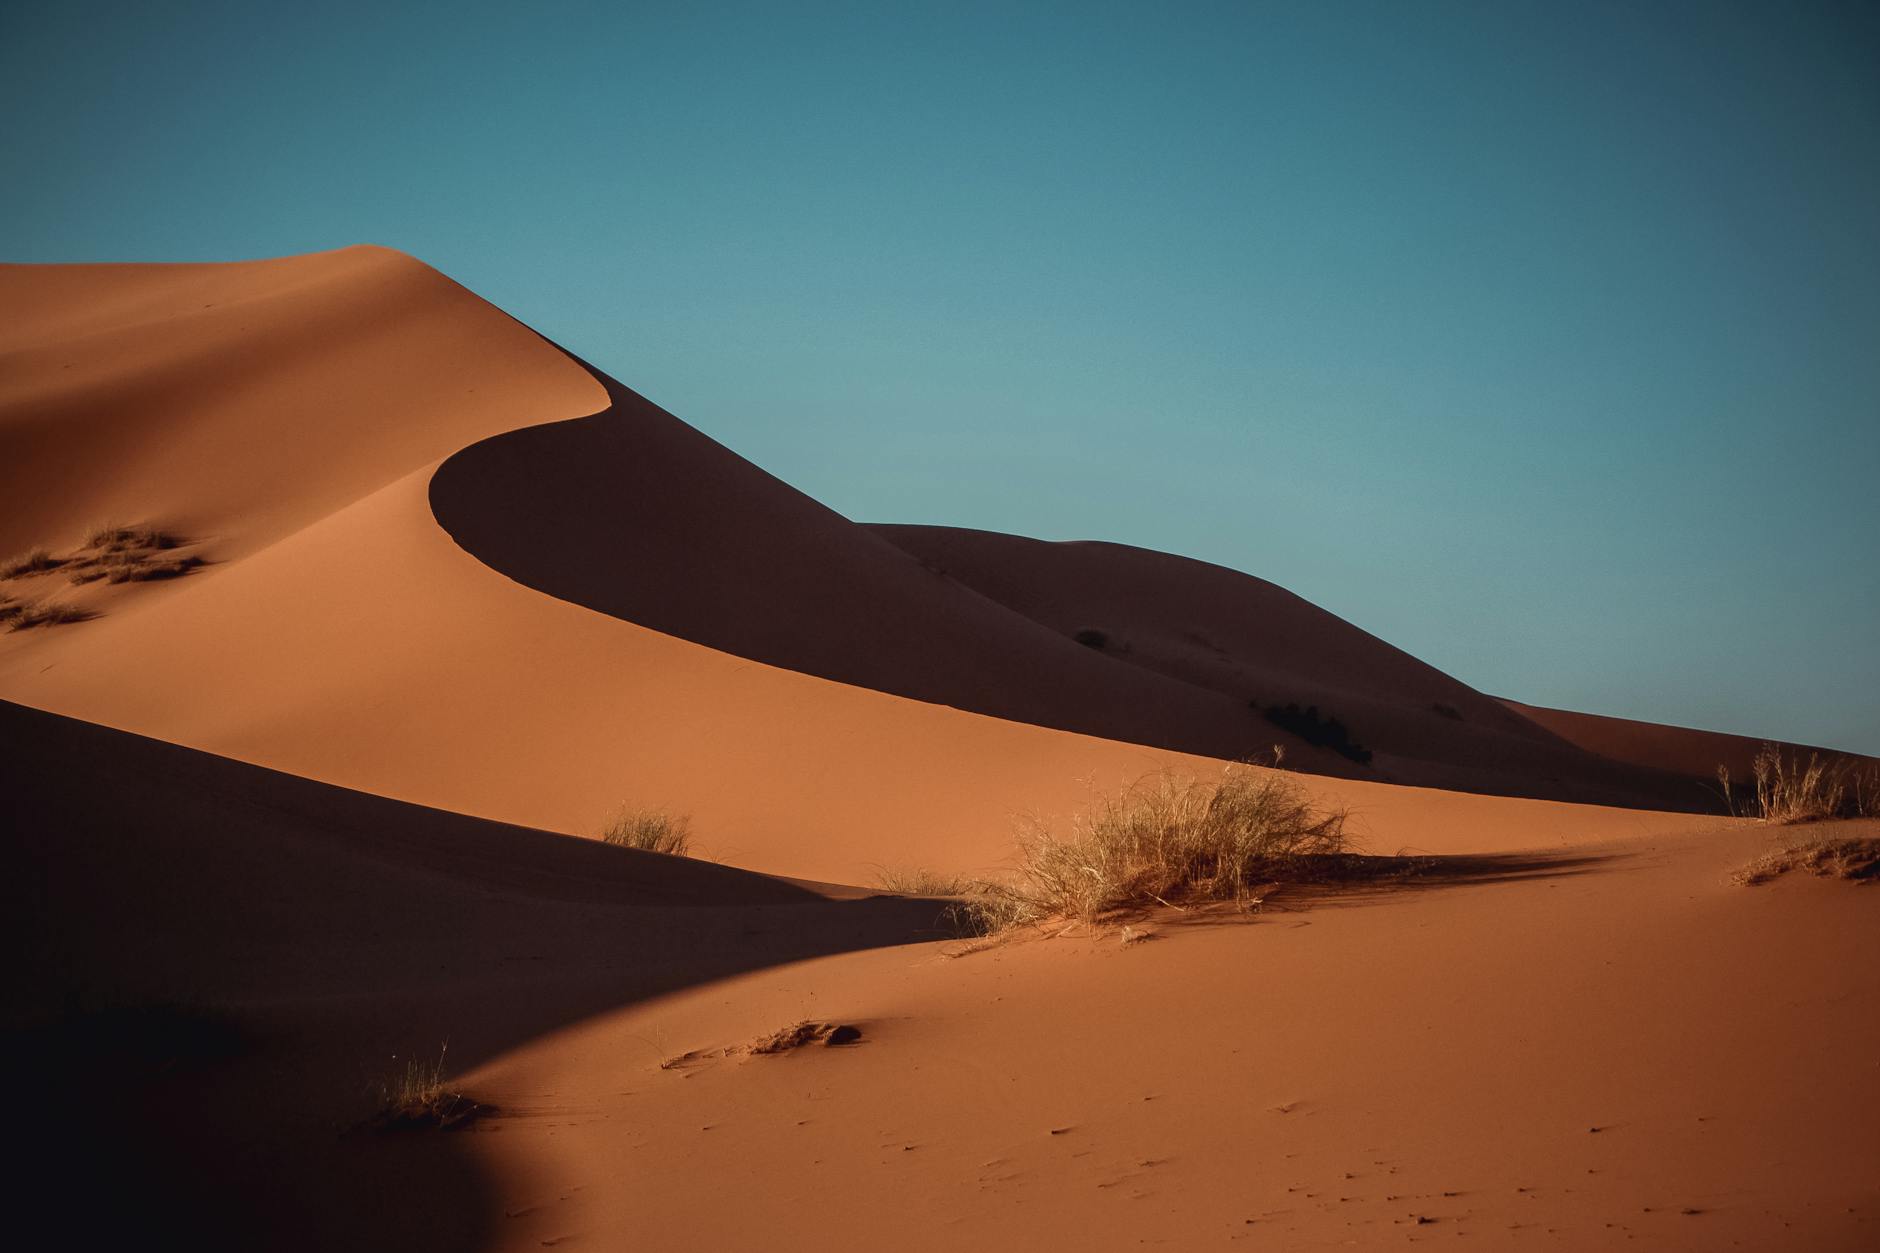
[5,248,1874,1249]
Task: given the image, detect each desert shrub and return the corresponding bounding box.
[372,1044,482,1130]
[105,555,203,583]
[601,808,692,855]
[1719,745,1880,823]
[0,548,63,579]
[86,525,176,551]
[1734,836,1880,886]
[948,883,1045,936]
[7,601,90,631]
[873,867,1039,937]
[874,867,978,897]
[1256,701,1373,765]
[1430,702,1464,721]
[1006,765,1349,925]
[1073,627,1110,650]
[744,1021,862,1054]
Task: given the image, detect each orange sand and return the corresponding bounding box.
[5,248,1873,1250]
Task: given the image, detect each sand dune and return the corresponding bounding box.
[4,697,942,1250]
[466,815,1880,1252]
[1501,697,1841,785]
[6,246,1874,1251]
[11,698,1874,1250]
[2,245,1767,844]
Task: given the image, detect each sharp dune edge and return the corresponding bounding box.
[4,247,1875,1250]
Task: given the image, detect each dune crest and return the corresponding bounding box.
[1,246,1862,887]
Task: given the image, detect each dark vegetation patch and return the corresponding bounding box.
[0,548,65,578]
[368,1045,488,1132]
[7,601,94,631]
[1719,744,1880,823]
[599,808,692,855]
[1254,701,1373,765]
[63,527,204,586]
[1430,702,1464,721]
[1073,627,1110,650]
[745,1021,863,1054]
[1,525,206,631]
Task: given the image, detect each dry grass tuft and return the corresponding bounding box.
[873,866,982,897]
[105,555,204,583]
[1734,837,1880,886]
[4,526,202,594]
[86,525,177,551]
[744,1021,862,1054]
[372,1044,484,1130]
[1007,766,1350,926]
[871,866,1050,937]
[600,808,693,855]
[67,528,201,585]
[947,883,1048,937]
[1719,745,1880,824]
[7,600,92,631]
[0,548,64,579]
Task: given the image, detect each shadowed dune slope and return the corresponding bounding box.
[2,696,946,1251]
[428,365,1284,768]
[0,245,1845,889]
[430,366,1711,809]
[867,524,1727,805]
[1501,697,1861,783]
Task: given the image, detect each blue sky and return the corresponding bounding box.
[5,1,1876,752]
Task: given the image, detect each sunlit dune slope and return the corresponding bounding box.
[465,811,1880,1253]
[0,245,1844,887]
[0,245,605,558]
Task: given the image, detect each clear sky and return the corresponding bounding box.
[4,1,1876,753]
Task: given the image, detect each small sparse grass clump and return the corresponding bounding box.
[1734,837,1880,886]
[601,808,693,855]
[0,548,64,579]
[873,866,980,897]
[744,1021,862,1054]
[67,526,201,585]
[372,1044,483,1131]
[7,600,91,631]
[87,525,177,552]
[2,525,203,601]
[872,866,1043,937]
[1719,744,1880,824]
[105,555,204,583]
[1010,766,1350,924]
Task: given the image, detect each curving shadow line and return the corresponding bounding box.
[426,358,1344,769]
[427,355,1727,815]
[1091,851,1623,935]
[1263,848,1621,908]
[2,698,949,1252]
